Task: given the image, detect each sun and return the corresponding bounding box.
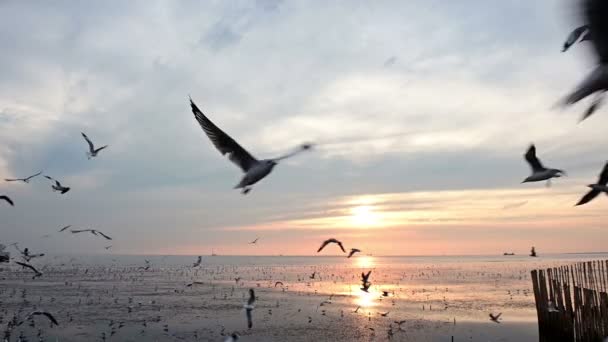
[350,205,380,227]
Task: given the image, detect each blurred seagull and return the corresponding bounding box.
[317,238,346,253]
[244,289,256,329]
[192,256,202,267]
[23,311,59,326]
[249,237,259,244]
[81,132,108,159]
[361,271,372,284]
[189,98,313,194]
[489,313,502,323]
[71,229,112,240]
[522,145,565,186]
[59,225,72,232]
[5,171,42,183]
[560,0,608,121]
[576,161,608,206]
[562,25,590,52]
[347,248,361,258]
[43,176,70,194]
[0,195,14,206]
[274,281,284,287]
[105,245,112,250]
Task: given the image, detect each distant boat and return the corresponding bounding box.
[211,249,217,257]
[503,252,515,256]
[530,247,537,257]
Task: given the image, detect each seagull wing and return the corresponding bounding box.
[15,261,40,274]
[59,225,72,232]
[0,195,14,206]
[94,145,108,153]
[95,231,112,240]
[524,145,545,172]
[26,171,42,180]
[576,189,600,206]
[563,25,589,52]
[190,99,258,172]
[44,175,55,181]
[348,250,356,258]
[81,132,95,152]
[40,312,59,326]
[584,0,608,63]
[598,162,608,184]
[70,229,92,234]
[4,178,20,182]
[317,240,330,252]
[336,241,346,253]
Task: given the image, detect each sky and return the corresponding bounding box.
[1,0,607,256]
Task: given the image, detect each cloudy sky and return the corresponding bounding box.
[1,0,607,256]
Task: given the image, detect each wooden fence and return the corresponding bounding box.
[531,260,608,342]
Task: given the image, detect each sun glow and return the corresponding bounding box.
[356,255,375,269]
[350,205,380,227]
[354,288,377,308]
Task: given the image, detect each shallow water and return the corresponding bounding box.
[1,253,606,341]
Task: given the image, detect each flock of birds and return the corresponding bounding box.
[2,0,608,340]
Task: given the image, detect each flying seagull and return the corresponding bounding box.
[59,225,72,232]
[560,0,608,121]
[576,161,608,206]
[317,238,346,253]
[347,248,361,258]
[0,195,14,206]
[105,245,112,250]
[249,237,259,244]
[22,311,59,326]
[244,289,256,329]
[71,229,112,240]
[5,171,42,183]
[15,261,43,278]
[81,132,108,159]
[489,313,502,323]
[189,98,313,194]
[522,145,565,186]
[192,256,202,267]
[274,281,284,287]
[562,25,590,52]
[43,176,70,194]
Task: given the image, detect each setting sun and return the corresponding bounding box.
[350,205,380,227]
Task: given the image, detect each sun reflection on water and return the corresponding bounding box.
[356,255,375,269]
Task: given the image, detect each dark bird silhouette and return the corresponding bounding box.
[192,256,202,267]
[81,132,108,159]
[576,161,608,206]
[105,245,112,250]
[274,281,284,287]
[24,311,59,326]
[309,272,316,279]
[249,237,259,244]
[189,98,313,194]
[361,271,372,284]
[360,282,371,293]
[5,171,42,183]
[562,25,590,52]
[489,313,502,323]
[522,145,565,186]
[347,248,361,258]
[15,261,42,278]
[0,195,14,206]
[317,238,346,253]
[43,176,70,194]
[71,229,112,240]
[560,0,608,121]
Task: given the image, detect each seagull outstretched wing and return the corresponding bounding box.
[524,145,545,173]
[190,98,258,172]
[81,132,95,153]
[584,0,608,63]
[0,195,14,206]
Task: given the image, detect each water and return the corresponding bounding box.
[1,253,606,341]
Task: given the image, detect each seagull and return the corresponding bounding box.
[0,195,14,206]
[244,289,255,329]
[70,229,112,240]
[562,25,590,52]
[379,311,390,317]
[249,237,259,244]
[59,225,72,232]
[489,313,502,323]
[309,272,316,279]
[5,171,42,183]
[560,0,608,121]
[186,281,205,287]
[354,306,361,313]
[274,281,284,287]
[104,245,112,250]
[192,256,202,267]
[361,282,371,293]
[15,261,43,278]
[347,248,361,258]
[81,132,108,159]
[522,145,565,186]
[23,311,59,326]
[317,238,346,253]
[189,98,313,194]
[43,176,70,194]
[576,161,608,206]
[361,271,372,284]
